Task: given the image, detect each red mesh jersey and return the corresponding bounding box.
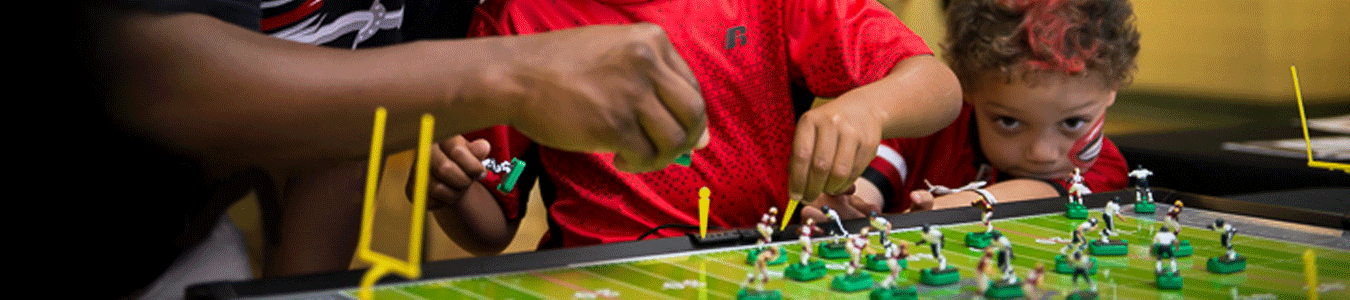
[466,0,932,247]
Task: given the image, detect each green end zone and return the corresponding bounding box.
[326,211,1349,300]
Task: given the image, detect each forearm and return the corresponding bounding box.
[430,183,520,256]
[931,179,1060,210]
[104,12,522,174]
[832,55,961,138]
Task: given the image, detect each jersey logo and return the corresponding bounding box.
[725,26,748,49]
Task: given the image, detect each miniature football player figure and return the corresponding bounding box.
[1069,248,1097,293]
[1165,200,1183,234]
[1068,168,1091,205]
[877,240,910,289]
[924,179,987,196]
[1099,198,1125,243]
[1152,225,1184,289]
[991,232,1016,284]
[1206,218,1247,274]
[746,207,785,265]
[1209,219,1238,260]
[846,227,871,276]
[1129,165,1154,202]
[821,205,847,236]
[870,212,892,248]
[830,227,875,292]
[744,207,781,290]
[1064,218,1098,254]
[1021,263,1047,299]
[973,193,995,233]
[1153,226,1179,275]
[917,224,947,270]
[757,207,779,249]
[866,212,902,272]
[785,218,828,281]
[798,218,822,266]
[975,247,997,293]
[815,206,851,259]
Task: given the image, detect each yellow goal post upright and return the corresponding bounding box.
[1290,66,1349,173]
[356,107,435,299]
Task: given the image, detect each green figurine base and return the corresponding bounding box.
[919,267,960,286]
[964,230,1000,249]
[1088,240,1129,256]
[1155,271,1183,290]
[866,254,904,272]
[869,285,917,300]
[819,242,850,259]
[746,247,787,265]
[1152,241,1193,258]
[984,281,1025,299]
[1066,290,1100,300]
[1134,201,1156,214]
[1207,256,1247,274]
[1054,255,1097,275]
[784,260,828,281]
[1065,203,1088,219]
[831,272,874,292]
[736,288,782,300]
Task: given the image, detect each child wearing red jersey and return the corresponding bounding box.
[803,0,1139,220]
[413,0,963,253]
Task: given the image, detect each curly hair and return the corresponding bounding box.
[944,0,1140,90]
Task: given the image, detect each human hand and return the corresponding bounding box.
[800,183,883,225]
[787,99,882,204]
[906,189,937,213]
[507,24,709,173]
[407,135,490,210]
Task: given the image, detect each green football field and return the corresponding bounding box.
[346,210,1348,299]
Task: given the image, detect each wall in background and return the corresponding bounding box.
[888,0,1350,105]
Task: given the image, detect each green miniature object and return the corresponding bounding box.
[869,285,917,300]
[675,152,692,167]
[746,247,787,265]
[866,254,904,272]
[784,260,827,281]
[1152,240,1193,258]
[1207,256,1247,274]
[964,230,1000,249]
[1065,203,1088,219]
[1134,201,1156,214]
[1088,240,1129,256]
[818,242,850,259]
[918,267,960,286]
[1054,255,1097,275]
[983,281,1025,299]
[831,273,874,292]
[736,288,782,300]
[1155,271,1183,290]
[496,158,526,193]
[1066,290,1100,300]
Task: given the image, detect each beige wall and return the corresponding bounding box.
[890,0,1350,104]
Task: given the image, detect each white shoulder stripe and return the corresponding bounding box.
[875,145,907,183]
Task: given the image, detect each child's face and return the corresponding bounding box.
[967,72,1116,181]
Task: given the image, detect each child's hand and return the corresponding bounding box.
[799,182,884,224]
[788,100,882,205]
[407,135,491,210]
[906,190,937,213]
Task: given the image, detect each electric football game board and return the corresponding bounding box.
[187,188,1349,299]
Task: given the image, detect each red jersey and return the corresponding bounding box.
[864,103,1129,212]
[465,0,932,247]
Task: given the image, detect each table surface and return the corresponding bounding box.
[188,188,1350,299]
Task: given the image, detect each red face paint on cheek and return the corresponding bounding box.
[1068,116,1105,170]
